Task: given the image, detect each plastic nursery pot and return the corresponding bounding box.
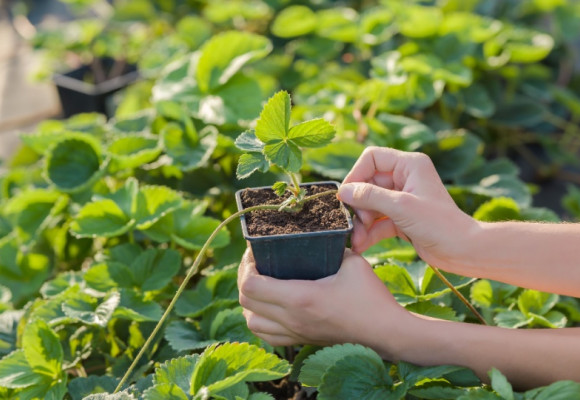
[235,181,354,280]
[52,58,139,118]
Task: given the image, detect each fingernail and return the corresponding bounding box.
[338,183,354,203]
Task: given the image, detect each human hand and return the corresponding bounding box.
[238,248,410,358]
[338,147,478,273]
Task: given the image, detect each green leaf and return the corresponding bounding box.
[494,310,532,329]
[196,31,272,93]
[142,383,188,400]
[68,375,120,400]
[40,271,85,298]
[491,97,545,127]
[45,135,104,193]
[234,131,264,153]
[288,119,335,148]
[154,355,200,394]
[398,362,472,387]
[114,289,163,322]
[22,319,63,378]
[237,153,270,180]
[518,290,559,317]
[129,249,181,291]
[70,199,133,238]
[0,350,40,389]
[165,321,217,352]
[271,5,317,38]
[134,186,182,230]
[424,130,482,181]
[300,343,386,387]
[62,291,120,327]
[264,140,302,173]
[108,135,161,170]
[190,342,290,396]
[409,383,468,399]
[489,368,514,400]
[0,310,22,357]
[473,198,521,222]
[304,141,365,180]
[83,392,136,400]
[316,8,359,43]
[504,28,554,64]
[373,264,417,304]
[16,375,67,400]
[162,124,218,171]
[272,182,288,196]
[84,262,134,292]
[317,354,392,400]
[524,380,580,400]
[405,302,458,321]
[210,307,259,345]
[398,5,442,38]
[255,91,290,144]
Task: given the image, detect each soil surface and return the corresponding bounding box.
[240,184,350,236]
[254,377,317,400]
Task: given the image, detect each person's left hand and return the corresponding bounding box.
[237,248,412,358]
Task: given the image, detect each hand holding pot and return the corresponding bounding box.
[338,146,477,273]
[238,248,410,356]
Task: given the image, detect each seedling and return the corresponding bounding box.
[235,90,337,210]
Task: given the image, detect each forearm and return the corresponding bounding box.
[451,221,580,297]
[375,315,580,389]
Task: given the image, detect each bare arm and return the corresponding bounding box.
[238,249,580,389]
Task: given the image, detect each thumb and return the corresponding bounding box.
[338,182,408,218]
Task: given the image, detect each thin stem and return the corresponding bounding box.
[290,173,301,195]
[114,191,339,393]
[429,266,488,326]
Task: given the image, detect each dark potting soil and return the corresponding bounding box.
[240,184,349,236]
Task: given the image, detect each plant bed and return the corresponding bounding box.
[53,58,139,118]
[236,181,353,280]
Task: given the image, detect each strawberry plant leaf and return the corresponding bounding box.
[523,380,580,400]
[0,350,40,389]
[84,262,135,292]
[287,119,335,148]
[134,186,182,230]
[190,342,290,396]
[408,383,469,399]
[41,271,85,298]
[70,199,134,238]
[234,131,264,153]
[196,31,272,93]
[62,291,120,327]
[420,268,476,301]
[405,302,459,321]
[17,375,67,400]
[84,392,136,400]
[272,181,287,196]
[0,310,22,357]
[517,290,559,317]
[45,135,105,193]
[22,319,63,378]
[316,8,359,43]
[304,141,365,180]
[142,383,188,400]
[154,354,200,394]
[162,124,218,171]
[236,153,270,180]
[317,354,392,400]
[271,5,317,38]
[108,135,161,171]
[494,310,532,329]
[300,343,387,387]
[255,91,290,144]
[263,140,302,173]
[489,368,514,400]
[209,307,260,345]
[114,289,163,322]
[130,249,181,292]
[165,321,217,352]
[373,264,418,304]
[397,5,442,38]
[68,375,120,400]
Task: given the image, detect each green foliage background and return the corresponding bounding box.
[2,0,580,398]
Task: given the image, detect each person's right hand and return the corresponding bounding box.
[338,146,478,273]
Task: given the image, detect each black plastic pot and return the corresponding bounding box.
[235,181,353,280]
[53,59,139,118]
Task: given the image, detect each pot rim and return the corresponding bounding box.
[235,180,354,240]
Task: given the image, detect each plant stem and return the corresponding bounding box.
[114,191,339,393]
[290,173,301,195]
[429,266,488,325]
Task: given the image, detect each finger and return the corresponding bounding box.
[343,147,406,184]
[352,217,397,253]
[239,292,287,322]
[253,332,298,347]
[353,209,379,229]
[242,310,290,336]
[338,182,412,218]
